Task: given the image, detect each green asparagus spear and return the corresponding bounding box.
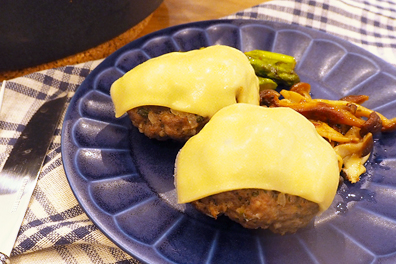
[258,77,278,90]
[245,50,300,87]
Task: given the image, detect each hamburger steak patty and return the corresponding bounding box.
[128,106,209,141]
[191,189,319,234]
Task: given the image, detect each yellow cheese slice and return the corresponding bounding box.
[110,45,260,118]
[175,104,339,212]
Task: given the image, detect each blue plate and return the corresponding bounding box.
[62,19,396,264]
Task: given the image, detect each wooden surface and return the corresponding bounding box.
[137,0,267,38]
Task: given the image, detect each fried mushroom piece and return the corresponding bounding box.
[128,106,209,141]
[192,189,319,235]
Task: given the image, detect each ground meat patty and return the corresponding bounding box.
[191,189,319,235]
[128,106,209,141]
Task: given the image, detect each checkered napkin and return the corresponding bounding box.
[1,60,141,264]
[227,0,396,66]
[1,0,395,263]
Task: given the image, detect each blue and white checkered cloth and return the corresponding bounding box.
[227,0,396,66]
[1,0,395,263]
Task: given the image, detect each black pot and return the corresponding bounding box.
[0,0,163,71]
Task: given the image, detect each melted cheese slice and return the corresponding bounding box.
[110,45,259,118]
[175,104,339,212]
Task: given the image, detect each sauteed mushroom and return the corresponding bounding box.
[259,82,396,183]
[334,133,373,183]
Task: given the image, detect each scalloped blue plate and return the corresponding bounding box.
[62,19,396,264]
